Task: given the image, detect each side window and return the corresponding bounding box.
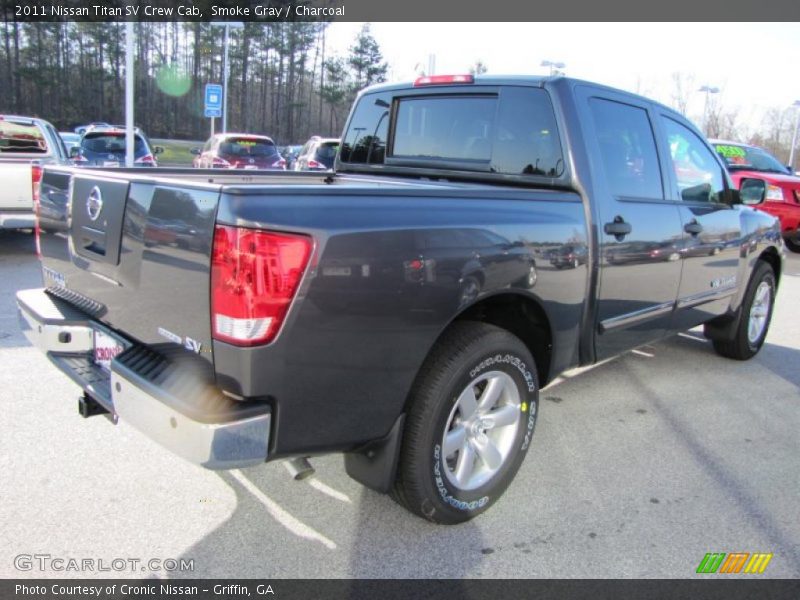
[661,117,725,204]
[340,91,390,165]
[492,87,564,177]
[589,98,663,200]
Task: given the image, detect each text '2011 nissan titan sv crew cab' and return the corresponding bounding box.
[18,76,784,524]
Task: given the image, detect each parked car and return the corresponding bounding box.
[58,132,81,155]
[294,136,339,171]
[711,139,800,252]
[0,114,69,230]
[71,128,163,167]
[191,134,286,170]
[20,75,783,525]
[73,122,110,135]
[550,243,588,269]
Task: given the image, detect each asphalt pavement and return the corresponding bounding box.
[1,230,798,579]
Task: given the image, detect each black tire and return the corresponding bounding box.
[391,321,539,524]
[712,261,776,360]
[785,236,800,253]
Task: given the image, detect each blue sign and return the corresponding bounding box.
[204,84,222,118]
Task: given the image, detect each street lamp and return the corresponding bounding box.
[788,100,800,173]
[541,60,565,76]
[699,85,719,135]
[210,22,244,133]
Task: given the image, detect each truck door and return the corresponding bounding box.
[656,115,742,329]
[577,88,685,360]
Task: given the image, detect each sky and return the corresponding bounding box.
[325,22,800,134]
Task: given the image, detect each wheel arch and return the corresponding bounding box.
[758,246,782,286]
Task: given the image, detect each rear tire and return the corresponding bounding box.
[391,322,538,524]
[712,261,775,360]
[784,236,800,253]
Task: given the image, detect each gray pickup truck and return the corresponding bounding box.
[17,76,784,523]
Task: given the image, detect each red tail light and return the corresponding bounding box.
[307,159,323,169]
[32,164,43,259]
[211,225,313,346]
[72,153,88,164]
[135,154,156,166]
[271,157,287,169]
[413,74,474,87]
[212,157,231,168]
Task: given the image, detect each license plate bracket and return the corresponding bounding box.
[93,329,125,372]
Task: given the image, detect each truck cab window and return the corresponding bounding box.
[589,98,663,200]
[661,117,725,204]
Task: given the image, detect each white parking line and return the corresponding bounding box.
[632,349,655,358]
[677,332,708,343]
[230,469,337,550]
[307,478,352,503]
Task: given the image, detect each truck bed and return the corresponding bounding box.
[37,165,587,455]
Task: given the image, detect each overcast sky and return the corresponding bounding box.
[326,22,800,134]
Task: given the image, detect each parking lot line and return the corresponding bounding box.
[230,469,337,550]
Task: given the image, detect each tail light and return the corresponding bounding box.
[72,153,88,164]
[212,157,231,168]
[307,159,323,169]
[31,164,43,259]
[271,157,287,169]
[135,154,156,166]
[211,225,313,346]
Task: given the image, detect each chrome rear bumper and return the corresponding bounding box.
[17,288,271,470]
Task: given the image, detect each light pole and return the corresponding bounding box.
[788,100,800,172]
[699,85,719,135]
[210,22,244,133]
[541,60,565,76]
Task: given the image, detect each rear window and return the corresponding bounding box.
[0,120,48,154]
[340,87,564,178]
[218,137,278,158]
[82,133,149,157]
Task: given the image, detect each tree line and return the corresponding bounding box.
[0,21,388,144]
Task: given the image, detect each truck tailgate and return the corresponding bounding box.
[38,168,221,363]
[0,161,32,209]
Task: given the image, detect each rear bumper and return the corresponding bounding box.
[16,288,271,470]
[0,210,35,229]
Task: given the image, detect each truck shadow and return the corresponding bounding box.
[172,464,484,579]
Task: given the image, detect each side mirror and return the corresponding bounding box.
[153,146,164,155]
[189,147,201,155]
[740,178,766,205]
[69,146,80,158]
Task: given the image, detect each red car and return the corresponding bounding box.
[191,134,286,170]
[711,139,800,252]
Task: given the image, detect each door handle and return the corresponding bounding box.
[684,221,703,235]
[604,216,632,240]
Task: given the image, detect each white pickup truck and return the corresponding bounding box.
[0,115,69,229]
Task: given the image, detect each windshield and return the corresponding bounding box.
[218,137,278,158]
[714,143,789,174]
[82,133,149,158]
[0,120,48,154]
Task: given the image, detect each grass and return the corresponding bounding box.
[151,138,202,167]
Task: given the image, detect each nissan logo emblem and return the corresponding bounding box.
[86,186,103,221]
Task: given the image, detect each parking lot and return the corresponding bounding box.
[1,229,798,579]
